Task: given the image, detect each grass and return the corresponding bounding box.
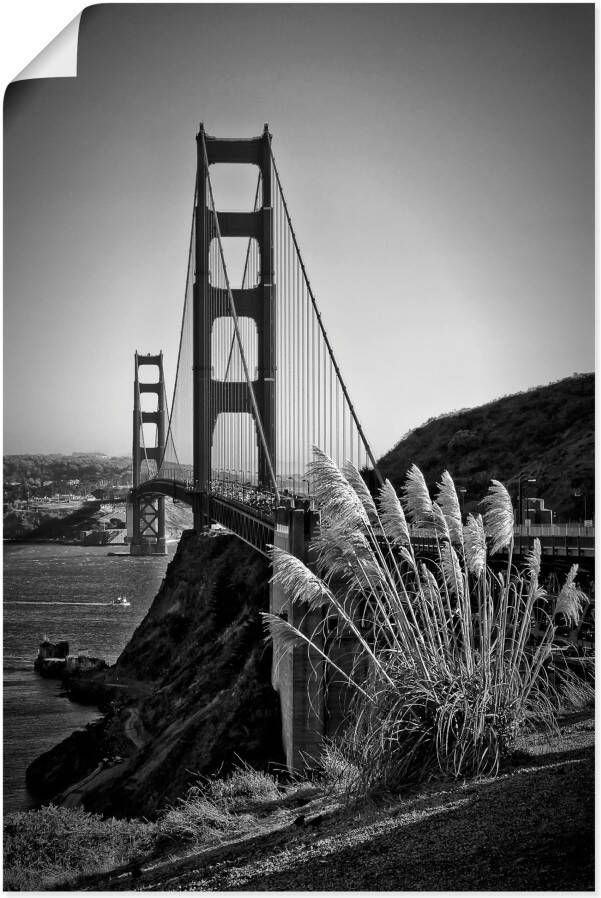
[3,766,286,890]
[6,720,593,892]
[158,762,284,844]
[3,804,156,891]
[201,763,283,811]
[264,449,594,794]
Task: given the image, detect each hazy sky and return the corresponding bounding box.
[4,4,594,457]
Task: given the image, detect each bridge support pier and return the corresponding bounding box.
[270,501,364,772]
[127,495,167,555]
[129,352,168,556]
[269,503,325,771]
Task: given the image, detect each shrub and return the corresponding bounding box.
[264,449,593,793]
[158,764,282,844]
[158,792,250,844]
[3,804,155,891]
[202,763,282,812]
[447,429,478,451]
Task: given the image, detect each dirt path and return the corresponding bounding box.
[59,763,105,809]
[56,709,148,810]
[57,761,129,810]
[123,708,148,750]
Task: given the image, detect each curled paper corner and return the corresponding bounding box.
[13,13,82,82]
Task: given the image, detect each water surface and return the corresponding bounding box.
[3,543,172,813]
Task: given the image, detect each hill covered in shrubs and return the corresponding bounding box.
[3,453,131,500]
[3,453,131,484]
[378,373,594,522]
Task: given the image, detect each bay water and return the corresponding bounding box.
[3,543,173,813]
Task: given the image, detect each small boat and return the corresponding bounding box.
[112,596,130,607]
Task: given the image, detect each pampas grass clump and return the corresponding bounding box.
[264,449,592,792]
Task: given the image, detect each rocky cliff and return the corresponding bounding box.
[27,529,284,817]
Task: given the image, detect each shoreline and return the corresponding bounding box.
[3,665,105,815]
[4,544,171,814]
[4,538,85,545]
[4,537,179,546]
[19,531,282,821]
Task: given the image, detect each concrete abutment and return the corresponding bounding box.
[269,502,358,772]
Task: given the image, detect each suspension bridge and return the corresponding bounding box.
[128,124,380,560]
[127,124,381,767]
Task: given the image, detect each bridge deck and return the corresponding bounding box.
[133,476,595,562]
[132,477,310,555]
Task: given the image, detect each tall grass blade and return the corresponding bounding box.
[463,513,487,577]
[377,479,410,547]
[402,464,434,529]
[436,470,464,548]
[481,480,514,554]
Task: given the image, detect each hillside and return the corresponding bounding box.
[3,454,131,488]
[378,373,594,521]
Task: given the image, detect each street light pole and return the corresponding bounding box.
[518,475,537,526]
[573,488,588,524]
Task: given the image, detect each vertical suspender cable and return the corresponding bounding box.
[304,268,309,487]
[316,297,320,454]
[287,193,291,489]
[343,395,346,466]
[298,255,303,487]
[269,146,382,484]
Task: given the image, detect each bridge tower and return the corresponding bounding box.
[128,351,168,555]
[193,124,276,529]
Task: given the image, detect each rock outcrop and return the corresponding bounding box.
[27,529,284,817]
[34,640,108,679]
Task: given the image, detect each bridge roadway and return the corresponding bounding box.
[411,526,594,570]
[131,477,301,555]
[130,476,594,565]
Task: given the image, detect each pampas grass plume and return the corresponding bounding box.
[481,480,514,554]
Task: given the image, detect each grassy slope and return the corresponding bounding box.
[57,712,594,892]
[378,373,594,520]
[3,806,155,891]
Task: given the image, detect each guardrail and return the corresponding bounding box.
[410,526,594,560]
[515,525,594,538]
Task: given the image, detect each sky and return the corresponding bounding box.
[3,4,594,458]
